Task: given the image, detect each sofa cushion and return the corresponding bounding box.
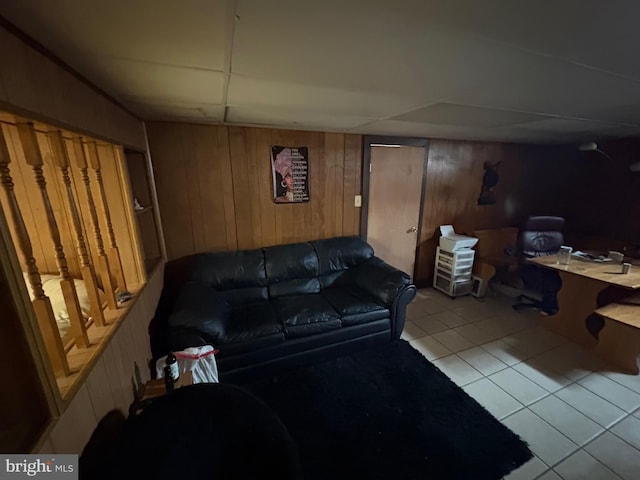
[168,282,229,341]
[224,302,284,344]
[311,236,374,275]
[264,243,320,297]
[214,302,285,356]
[169,284,283,349]
[317,269,358,289]
[269,278,320,298]
[272,294,341,339]
[190,250,267,290]
[312,237,374,288]
[321,287,390,326]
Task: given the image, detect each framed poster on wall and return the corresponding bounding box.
[271,145,310,203]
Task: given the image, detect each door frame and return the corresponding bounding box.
[361,135,430,278]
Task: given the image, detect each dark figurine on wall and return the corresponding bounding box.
[478,161,501,205]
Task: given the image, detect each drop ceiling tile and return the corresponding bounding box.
[349,120,479,139]
[127,101,224,122]
[514,118,629,134]
[231,0,554,101]
[228,74,420,118]
[451,57,640,119]
[474,126,596,144]
[415,0,637,62]
[349,120,560,144]
[226,106,376,130]
[571,33,640,81]
[0,0,228,70]
[392,103,551,127]
[77,56,225,105]
[574,103,640,126]
[595,126,640,139]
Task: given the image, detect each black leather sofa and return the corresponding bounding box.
[149,236,416,378]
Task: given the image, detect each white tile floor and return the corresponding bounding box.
[402,288,640,480]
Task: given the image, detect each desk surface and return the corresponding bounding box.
[532,255,640,289]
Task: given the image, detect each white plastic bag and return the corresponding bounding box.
[155,345,219,383]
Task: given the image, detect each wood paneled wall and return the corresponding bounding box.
[36,264,164,454]
[520,139,640,246]
[0,23,145,150]
[414,139,540,285]
[147,122,362,259]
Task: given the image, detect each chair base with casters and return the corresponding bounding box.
[513,293,544,312]
[512,267,562,316]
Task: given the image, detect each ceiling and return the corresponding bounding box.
[3,0,640,144]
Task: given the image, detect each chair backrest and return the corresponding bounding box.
[519,216,565,257]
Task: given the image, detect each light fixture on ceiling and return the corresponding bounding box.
[578,142,640,172]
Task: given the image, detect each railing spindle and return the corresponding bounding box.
[16,122,90,349]
[48,130,106,327]
[0,125,70,376]
[72,137,118,311]
[86,141,127,293]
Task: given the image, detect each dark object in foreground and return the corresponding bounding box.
[80,384,301,480]
[241,340,533,480]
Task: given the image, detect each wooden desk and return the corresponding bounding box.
[532,255,640,373]
[531,255,640,289]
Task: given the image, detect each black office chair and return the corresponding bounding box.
[512,216,565,315]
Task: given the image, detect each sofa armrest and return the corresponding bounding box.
[356,257,412,305]
[355,257,416,339]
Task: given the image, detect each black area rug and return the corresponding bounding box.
[240,340,532,480]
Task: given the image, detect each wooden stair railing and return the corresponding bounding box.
[71,137,118,311]
[16,122,90,349]
[0,125,70,376]
[86,141,127,293]
[48,130,106,327]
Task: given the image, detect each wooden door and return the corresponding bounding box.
[367,146,424,278]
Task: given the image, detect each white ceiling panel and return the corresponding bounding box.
[413,0,639,68]
[0,0,229,70]
[2,0,640,144]
[226,106,376,130]
[451,57,640,121]
[513,118,630,134]
[572,46,640,83]
[228,75,422,118]
[79,57,225,105]
[392,103,552,127]
[126,102,224,122]
[592,125,640,139]
[231,0,551,100]
[349,120,485,140]
[573,102,640,126]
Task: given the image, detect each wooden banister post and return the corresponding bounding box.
[16,122,90,349]
[86,141,127,293]
[0,125,70,376]
[72,137,118,311]
[48,130,106,327]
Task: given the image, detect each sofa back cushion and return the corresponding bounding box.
[190,250,268,303]
[311,236,374,288]
[264,242,320,297]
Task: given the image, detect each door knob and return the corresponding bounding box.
[406,226,417,234]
